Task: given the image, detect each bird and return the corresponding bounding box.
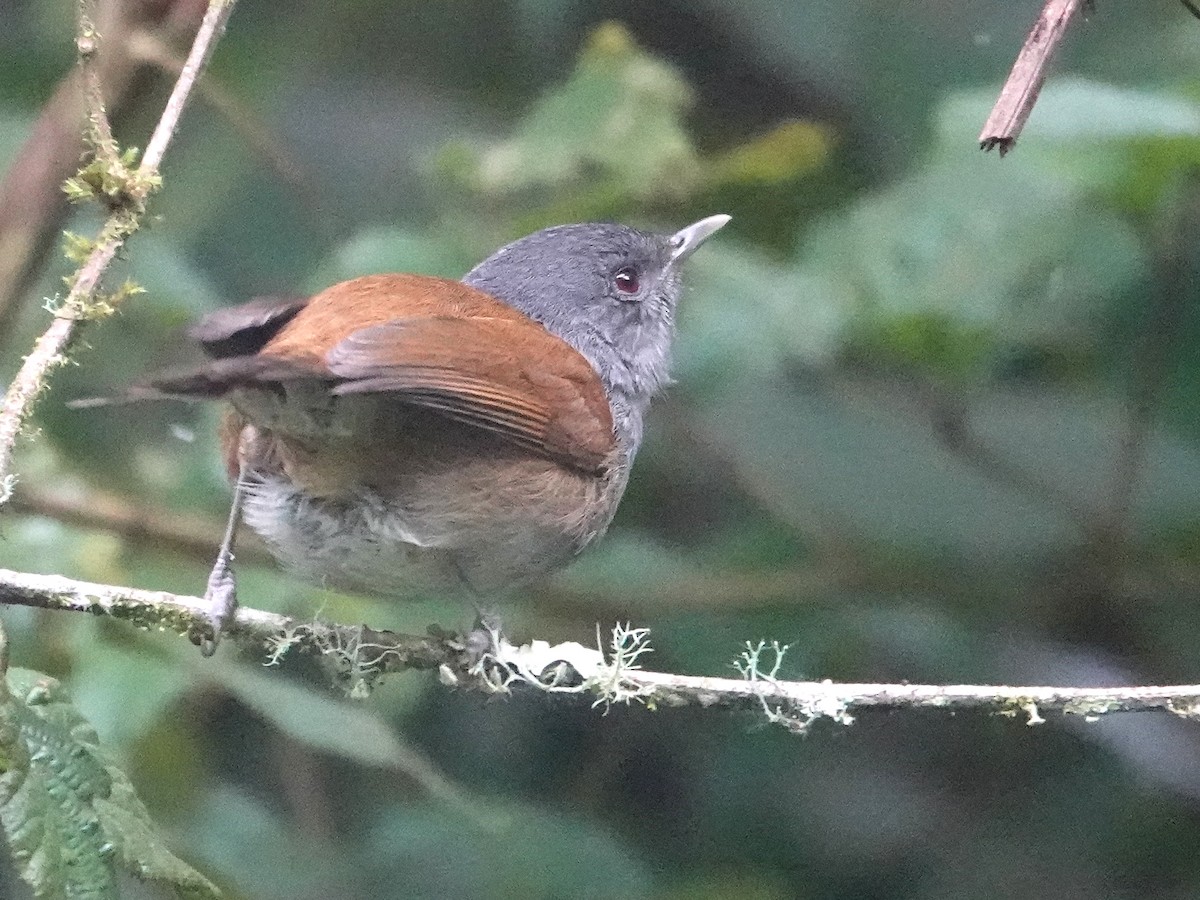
[102,215,729,653]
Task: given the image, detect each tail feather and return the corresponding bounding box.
[188,295,308,360]
[68,355,322,409]
[66,387,183,409]
[69,294,312,409]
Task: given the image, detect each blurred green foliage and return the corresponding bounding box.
[0,665,218,899]
[3,1,1200,898]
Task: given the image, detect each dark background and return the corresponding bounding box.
[4,1,1200,897]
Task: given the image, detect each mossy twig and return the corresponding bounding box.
[2,567,1198,731]
[0,0,238,502]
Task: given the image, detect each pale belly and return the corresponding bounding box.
[230,394,629,600]
[241,468,622,600]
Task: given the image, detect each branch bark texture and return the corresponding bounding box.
[2,567,1198,732]
[980,0,1086,154]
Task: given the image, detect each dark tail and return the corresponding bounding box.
[68,355,320,409]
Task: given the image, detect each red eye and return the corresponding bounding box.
[614,266,640,295]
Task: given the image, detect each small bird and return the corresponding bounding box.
[112,215,729,652]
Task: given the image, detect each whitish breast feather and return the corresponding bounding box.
[240,464,625,599]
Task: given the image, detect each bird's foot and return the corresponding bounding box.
[191,548,239,656]
[464,608,505,669]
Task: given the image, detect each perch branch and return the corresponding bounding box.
[2,567,1199,732]
[0,568,460,675]
[980,0,1087,155]
[0,0,237,503]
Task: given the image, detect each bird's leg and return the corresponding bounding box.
[192,466,249,656]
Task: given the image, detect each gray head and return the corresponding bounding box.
[463,215,729,447]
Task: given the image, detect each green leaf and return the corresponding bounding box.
[179,787,347,900]
[209,663,414,769]
[554,533,700,609]
[797,149,1146,376]
[705,120,832,187]
[0,668,219,900]
[673,243,849,386]
[121,231,224,319]
[365,801,652,899]
[937,80,1200,211]
[206,663,479,824]
[452,21,700,202]
[701,377,1200,559]
[67,640,190,751]
[939,78,1200,146]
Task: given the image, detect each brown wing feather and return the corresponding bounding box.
[325,316,615,474]
[139,274,615,474]
[262,274,530,364]
[147,275,527,395]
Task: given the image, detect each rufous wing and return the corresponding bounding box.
[326,316,616,474]
[110,274,616,474]
[127,277,506,399]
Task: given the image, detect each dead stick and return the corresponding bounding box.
[980,0,1087,155]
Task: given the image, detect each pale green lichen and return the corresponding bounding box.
[264,620,402,698]
[735,640,853,734]
[1061,699,1123,719]
[0,474,16,505]
[590,623,656,711]
[464,623,657,710]
[1166,699,1200,720]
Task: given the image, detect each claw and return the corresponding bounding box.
[192,548,239,656]
[464,608,505,668]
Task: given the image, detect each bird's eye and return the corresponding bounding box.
[613,266,640,295]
